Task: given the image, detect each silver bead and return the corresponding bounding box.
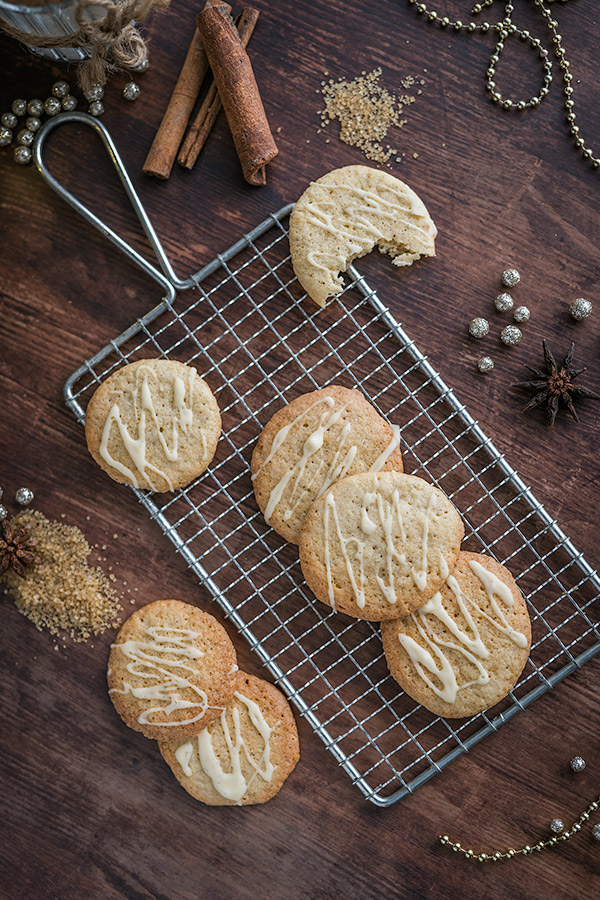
[0,487,3,500]
[1,111,18,129]
[570,755,586,772]
[84,83,104,102]
[502,268,521,287]
[61,95,78,112]
[477,356,494,374]
[44,97,62,116]
[52,80,70,98]
[513,305,530,323]
[569,298,592,321]
[16,128,34,147]
[11,98,27,116]
[500,325,522,346]
[0,126,12,147]
[132,57,150,73]
[550,818,564,834]
[469,317,490,338]
[88,101,104,117]
[15,486,34,506]
[592,824,600,841]
[25,116,41,133]
[13,146,32,165]
[123,81,141,101]
[27,99,44,117]
[495,292,514,312]
[0,504,7,522]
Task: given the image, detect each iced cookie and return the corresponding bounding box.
[107,600,238,741]
[289,164,437,307]
[251,386,403,544]
[85,358,221,492]
[299,471,464,621]
[159,671,300,806]
[381,552,532,718]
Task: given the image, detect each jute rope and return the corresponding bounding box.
[0,0,170,90]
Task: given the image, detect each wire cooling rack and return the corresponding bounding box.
[41,115,600,807]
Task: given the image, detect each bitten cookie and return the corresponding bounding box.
[381,552,532,718]
[289,164,437,307]
[251,386,404,544]
[107,600,238,742]
[85,358,221,492]
[299,471,464,621]
[159,671,300,806]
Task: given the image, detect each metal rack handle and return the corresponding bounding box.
[32,111,186,299]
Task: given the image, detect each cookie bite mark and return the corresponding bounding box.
[289,165,436,307]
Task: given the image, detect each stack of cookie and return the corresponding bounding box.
[107,599,300,805]
[252,386,531,719]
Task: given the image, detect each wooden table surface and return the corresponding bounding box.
[1,2,599,898]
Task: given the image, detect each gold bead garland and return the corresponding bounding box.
[405,0,599,170]
[439,795,600,862]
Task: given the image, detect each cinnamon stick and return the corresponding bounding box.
[143,0,232,180]
[178,7,260,171]
[195,5,278,185]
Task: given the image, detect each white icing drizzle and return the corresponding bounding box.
[323,478,436,609]
[258,395,359,525]
[109,626,210,727]
[367,424,402,473]
[175,741,194,777]
[98,364,196,491]
[303,181,436,276]
[411,490,436,592]
[438,552,450,581]
[397,560,528,704]
[192,691,275,805]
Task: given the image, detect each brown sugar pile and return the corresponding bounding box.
[1,510,122,642]
[318,68,423,164]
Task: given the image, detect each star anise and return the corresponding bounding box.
[514,341,600,426]
[0,520,41,578]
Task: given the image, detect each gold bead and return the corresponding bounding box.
[465,850,474,859]
[440,835,449,844]
[581,812,589,820]
[523,845,532,855]
[478,854,487,862]
[492,852,502,861]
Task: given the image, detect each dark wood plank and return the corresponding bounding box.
[1,2,599,899]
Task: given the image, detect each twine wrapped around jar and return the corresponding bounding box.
[0,0,170,91]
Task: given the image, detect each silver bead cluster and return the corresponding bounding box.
[472,267,530,370]
[406,0,600,170]
[1,74,142,165]
[549,818,564,834]
[0,82,78,165]
[570,755,586,773]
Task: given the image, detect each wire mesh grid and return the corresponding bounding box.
[65,206,600,806]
